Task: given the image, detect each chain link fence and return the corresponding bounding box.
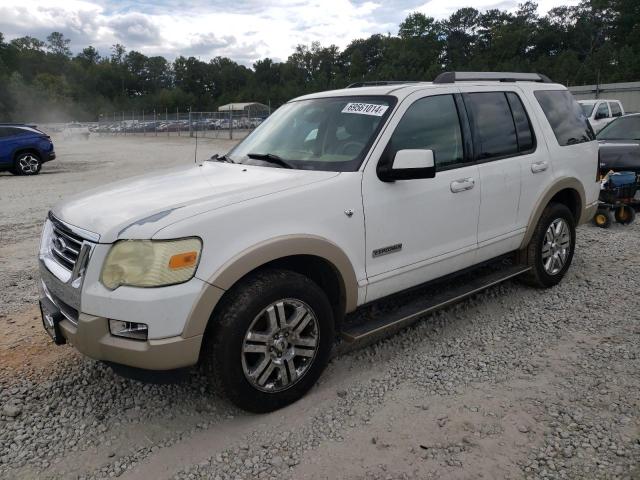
[93,105,269,140]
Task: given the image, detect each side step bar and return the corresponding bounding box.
[341,263,531,343]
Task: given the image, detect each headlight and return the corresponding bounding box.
[100,238,202,289]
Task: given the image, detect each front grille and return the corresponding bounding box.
[41,279,79,326]
[50,223,84,271]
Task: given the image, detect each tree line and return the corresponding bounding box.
[0,0,637,122]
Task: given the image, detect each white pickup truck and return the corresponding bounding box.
[39,72,599,412]
[578,99,625,132]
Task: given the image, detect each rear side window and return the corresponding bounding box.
[464,92,518,160]
[506,92,535,152]
[534,90,595,146]
[610,102,622,117]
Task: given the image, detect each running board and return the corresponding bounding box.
[341,263,531,343]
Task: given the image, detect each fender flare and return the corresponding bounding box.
[519,177,586,250]
[182,235,359,339]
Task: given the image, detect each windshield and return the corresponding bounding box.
[580,103,595,117]
[227,96,396,171]
[597,116,640,140]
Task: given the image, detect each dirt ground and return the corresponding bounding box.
[0,135,638,480]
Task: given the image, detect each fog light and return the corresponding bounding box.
[109,319,148,340]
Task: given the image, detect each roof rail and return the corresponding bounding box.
[346,80,422,88]
[433,71,552,84]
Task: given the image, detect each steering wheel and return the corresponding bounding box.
[339,141,366,156]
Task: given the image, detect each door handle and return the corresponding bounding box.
[531,161,548,173]
[450,177,475,193]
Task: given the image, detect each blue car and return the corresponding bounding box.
[0,124,56,175]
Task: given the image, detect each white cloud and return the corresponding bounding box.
[0,0,386,63]
[0,0,582,65]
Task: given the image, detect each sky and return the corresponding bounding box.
[0,0,580,65]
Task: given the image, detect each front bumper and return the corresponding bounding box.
[39,257,216,371]
[47,152,56,161]
[56,310,202,370]
[39,266,206,371]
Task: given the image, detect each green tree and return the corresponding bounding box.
[46,32,71,57]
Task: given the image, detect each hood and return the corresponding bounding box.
[598,140,640,173]
[53,162,339,243]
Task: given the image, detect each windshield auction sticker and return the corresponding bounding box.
[342,103,389,116]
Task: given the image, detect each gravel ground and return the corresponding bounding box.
[0,135,638,479]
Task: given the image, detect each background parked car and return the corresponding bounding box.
[597,113,640,174]
[63,123,90,140]
[0,124,55,175]
[578,99,625,132]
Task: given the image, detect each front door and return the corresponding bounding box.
[362,91,480,302]
[591,101,611,132]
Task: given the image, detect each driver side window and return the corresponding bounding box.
[385,95,464,170]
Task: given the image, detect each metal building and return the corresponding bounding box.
[570,82,640,113]
[218,102,270,118]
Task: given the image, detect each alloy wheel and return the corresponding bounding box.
[241,299,319,393]
[18,154,40,174]
[541,218,571,275]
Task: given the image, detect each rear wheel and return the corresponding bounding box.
[593,208,614,228]
[205,269,334,412]
[614,205,635,225]
[14,152,42,175]
[520,203,576,288]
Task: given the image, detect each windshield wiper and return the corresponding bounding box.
[247,152,293,169]
[209,153,235,164]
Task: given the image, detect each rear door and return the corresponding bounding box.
[461,88,547,261]
[592,101,611,132]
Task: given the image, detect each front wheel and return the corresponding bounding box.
[519,203,576,288]
[205,269,334,412]
[593,208,614,228]
[14,152,42,175]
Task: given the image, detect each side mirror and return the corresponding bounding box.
[595,110,607,120]
[378,149,436,182]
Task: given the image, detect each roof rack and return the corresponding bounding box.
[433,71,552,84]
[346,81,422,88]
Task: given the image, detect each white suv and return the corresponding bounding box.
[38,72,599,412]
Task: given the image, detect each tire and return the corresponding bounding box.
[14,152,42,175]
[519,203,576,288]
[593,208,614,228]
[205,269,334,413]
[614,205,635,225]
